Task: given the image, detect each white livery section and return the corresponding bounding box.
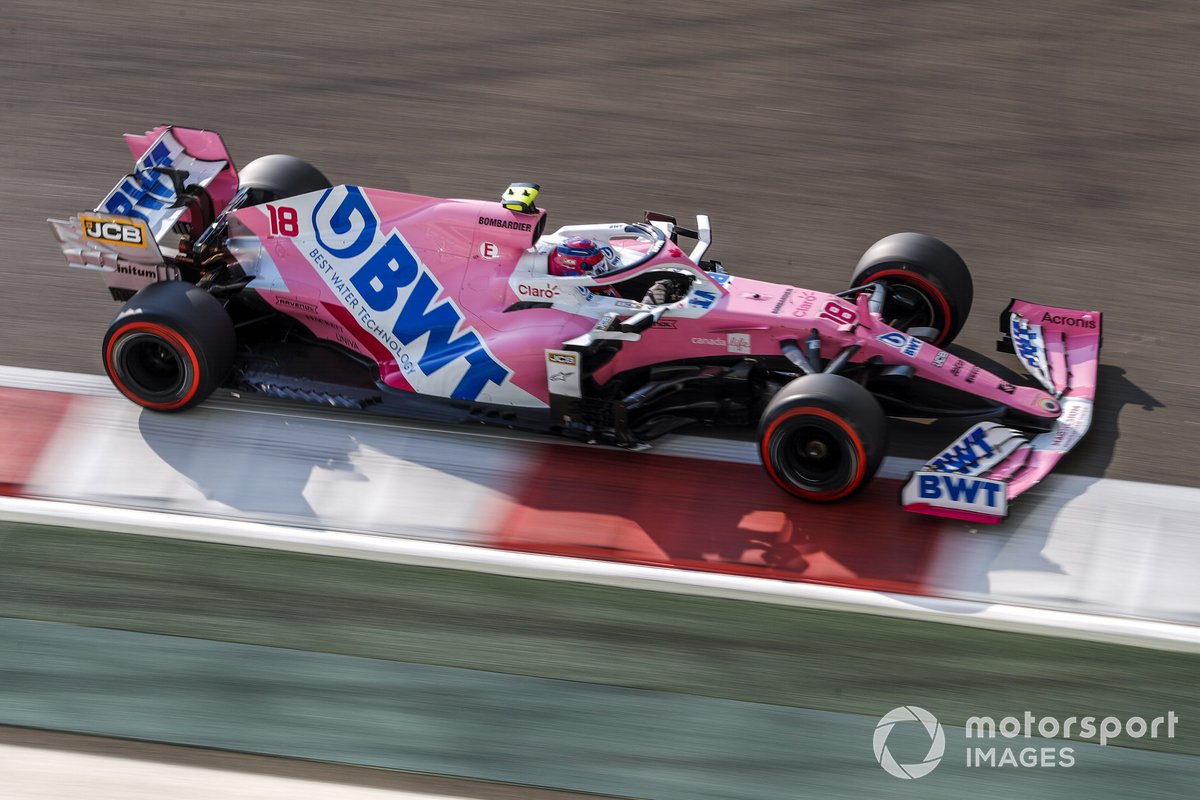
[47,128,228,296]
[903,424,1020,521]
[924,422,1027,475]
[98,128,227,243]
[507,220,725,326]
[1033,397,1093,453]
[545,349,582,398]
[48,212,176,286]
[1010,313,1055,395]
[901,473,1008,522]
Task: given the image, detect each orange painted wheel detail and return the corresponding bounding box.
[760,405,869,501]
[104,321,201,411]
[757,373,888,503]
[862,268,954,347]
[850,233,974,346]
[101,281,236,413]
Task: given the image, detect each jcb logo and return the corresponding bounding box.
[547,352,578,365]
[81,216,148,248]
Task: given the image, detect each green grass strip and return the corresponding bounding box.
[0,521,1194,754]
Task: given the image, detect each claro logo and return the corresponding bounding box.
[517,283,560,299]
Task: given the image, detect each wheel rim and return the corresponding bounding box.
[110,330,195,404]
[769,416,861,496]
[884,283,938,331]
[864,268,954,345]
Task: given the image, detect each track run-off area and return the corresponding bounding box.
[2,365,1199,635]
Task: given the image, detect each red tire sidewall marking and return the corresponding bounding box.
[760,405,868,501]
[105,321,201,411]
[866,268,955,346]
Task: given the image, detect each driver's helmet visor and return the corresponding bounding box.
[552,238,614,276]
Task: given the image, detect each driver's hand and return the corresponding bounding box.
[642,279,673,306]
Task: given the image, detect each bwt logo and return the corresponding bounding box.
[103,140,177,219]
[929,426,993,472]
[874,706,945,779]
[915,474,1004,508]
[877,331,922,357]
[1012,321,1044,368]
[311,186,509,401]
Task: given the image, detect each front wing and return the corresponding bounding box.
[901,299,1102,523]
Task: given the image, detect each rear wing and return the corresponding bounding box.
[47,126,238,300]
[901,299,1102,523]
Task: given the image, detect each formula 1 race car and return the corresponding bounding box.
[49,126,1102,523]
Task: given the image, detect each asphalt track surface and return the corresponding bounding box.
[3,2,1198,487]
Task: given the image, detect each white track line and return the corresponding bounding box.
[1,495,1197,653]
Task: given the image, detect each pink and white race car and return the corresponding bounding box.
[49,126,1102,523]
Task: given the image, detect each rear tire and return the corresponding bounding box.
[758,373,888,501]
[238,154,331,205]
[850,232,973,347]
[102,282,236,412]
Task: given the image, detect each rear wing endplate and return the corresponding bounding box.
[47,126,237,299]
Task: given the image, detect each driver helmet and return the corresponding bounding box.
[548,237,613,277]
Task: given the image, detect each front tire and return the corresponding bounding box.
[758,373,888,501]
[850,232,973,347]
[102,282,236,412]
